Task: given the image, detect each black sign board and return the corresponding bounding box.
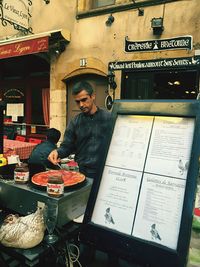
[125,36,192,53]
[80,100,200,267]
[109,56,200,71]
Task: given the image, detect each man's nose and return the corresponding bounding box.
[79,101,84,107]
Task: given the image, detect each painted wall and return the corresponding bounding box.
[63,0,200,99]
[52,0,200,132]
[0,0,75,136]
[0,1,75,37]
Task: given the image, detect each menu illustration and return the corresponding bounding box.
[91,166,142,234]
[92,114,195,250]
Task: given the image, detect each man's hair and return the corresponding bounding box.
[46,128,61,144]
[72,81,94,96]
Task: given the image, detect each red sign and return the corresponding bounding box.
[0,36,49,59]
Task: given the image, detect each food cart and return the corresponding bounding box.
[80,100,200,267]
[0,100,93,265]
[0,176,93,266]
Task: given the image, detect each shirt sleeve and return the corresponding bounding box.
[57,119,76,159]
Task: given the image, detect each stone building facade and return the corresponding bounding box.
[0,0,200,139]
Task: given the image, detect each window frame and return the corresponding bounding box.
[77,0,178,20]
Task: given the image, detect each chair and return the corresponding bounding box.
[29,138,42,144]
[15,135,26,142]
[3,135,8,139]
[4,126,16,140]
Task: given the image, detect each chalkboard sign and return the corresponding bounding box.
[80,100,200,267]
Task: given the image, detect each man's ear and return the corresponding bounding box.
[91,93,96,101]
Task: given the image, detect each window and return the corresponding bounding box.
[77,0,171,19]
[92,0,115,9]
[31,88,45,125]
[122,70,198,100]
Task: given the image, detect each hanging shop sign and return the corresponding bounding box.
[0,36,49,59]
[0,0,33,34]
[109,56,200,71]
[125,36,192,53]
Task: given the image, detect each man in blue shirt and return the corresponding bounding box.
[48,81,111,179]
[48,82,116,266]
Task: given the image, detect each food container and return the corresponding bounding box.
[61,160,79,171]
[47,175,64,197]
[14,163,29,184]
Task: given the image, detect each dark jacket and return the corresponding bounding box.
[28,140,57,169]
[57,108,111,178]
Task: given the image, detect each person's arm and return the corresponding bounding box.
[57,119,76,158]
[48,117,77,166]
[48,149,59,165]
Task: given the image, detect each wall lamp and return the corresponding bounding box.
[105,14,115,27]
[151,17,164,35]
[107,70,117,90]
[132,0,144,16]
[49,40,67,58]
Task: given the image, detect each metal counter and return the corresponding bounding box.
[0,177,93,228]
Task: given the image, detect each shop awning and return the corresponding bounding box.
[0,29,70,60]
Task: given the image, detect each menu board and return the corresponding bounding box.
[91,115,195,250]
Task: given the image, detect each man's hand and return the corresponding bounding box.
[48,149,59,165]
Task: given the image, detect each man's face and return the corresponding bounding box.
[74,89,95,114]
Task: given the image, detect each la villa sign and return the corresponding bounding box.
[0,0,32,33]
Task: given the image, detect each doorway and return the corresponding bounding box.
[0,54,50,137]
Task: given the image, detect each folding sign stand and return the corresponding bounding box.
[80,100,200,267]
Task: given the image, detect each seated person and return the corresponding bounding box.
[28,128,61,175]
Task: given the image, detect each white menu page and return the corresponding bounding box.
[91,166,142,234]
[145,117,194,179]
[132,173,186,250]
[106,115,153,171]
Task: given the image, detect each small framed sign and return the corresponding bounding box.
[105,95,113,110]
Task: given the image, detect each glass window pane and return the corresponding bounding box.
[92,0,115,8]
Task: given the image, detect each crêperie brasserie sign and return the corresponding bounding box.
[125,36,192,52]
[108,57,200,71]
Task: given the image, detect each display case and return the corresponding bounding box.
[80,100,200,267]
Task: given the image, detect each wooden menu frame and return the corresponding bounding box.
[80,100,200,267]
